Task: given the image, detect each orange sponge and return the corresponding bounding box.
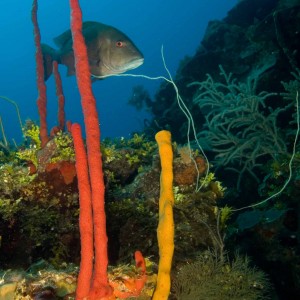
[152,130,175,300]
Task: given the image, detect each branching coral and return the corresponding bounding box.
[281,70,300,136]
[16,123,75,170]
[172,251,271,300]
[0,164,35,197]
[16,122,41,167]
[127,85,151,111]
[50,131,75,163]
[191,66,294,188]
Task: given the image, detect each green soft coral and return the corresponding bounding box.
[16,123,41,167]
[199,172,216,188]
[0,164,35,195]
[23,124,41,149]
[51,131,75,163]
[101,143,122,163]
[0,198,22,222]
[16,146,38,167]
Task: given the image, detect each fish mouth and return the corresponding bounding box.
[124,57,144,71]
[110,58,144,74]
[101,57,144,76]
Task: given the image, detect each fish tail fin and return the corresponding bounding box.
[41,44,60,81]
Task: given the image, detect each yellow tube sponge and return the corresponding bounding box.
[152,130,175,300]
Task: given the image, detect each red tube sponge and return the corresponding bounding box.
[69,0,113,298]
[31,0,49,147]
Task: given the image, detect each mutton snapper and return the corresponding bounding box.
[42,21,144,80]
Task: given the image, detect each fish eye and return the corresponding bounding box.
[116,41,124,47]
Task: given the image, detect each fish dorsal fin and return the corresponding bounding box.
[54,21,107,49]
[54,29,72,49]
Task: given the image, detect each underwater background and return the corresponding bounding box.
[0,0,236,143]
[1,0,300,299]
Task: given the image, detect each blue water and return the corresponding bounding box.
[0,0,237,144]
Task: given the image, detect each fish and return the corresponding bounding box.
[42,21,144,80]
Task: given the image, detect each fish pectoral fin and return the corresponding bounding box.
[89,58,100,67]
[54,29,72,49]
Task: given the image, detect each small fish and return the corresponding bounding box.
[42,21,144,80]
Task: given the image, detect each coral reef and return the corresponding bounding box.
[134,1,300,297]
[105,136,224,265]
[2,0,300,298]
[172,251,271,300]
[0,124,78,268]
[0,259,157,299]
[0,125,227,297]
[191,66,294,189]
[143,0,300,143]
